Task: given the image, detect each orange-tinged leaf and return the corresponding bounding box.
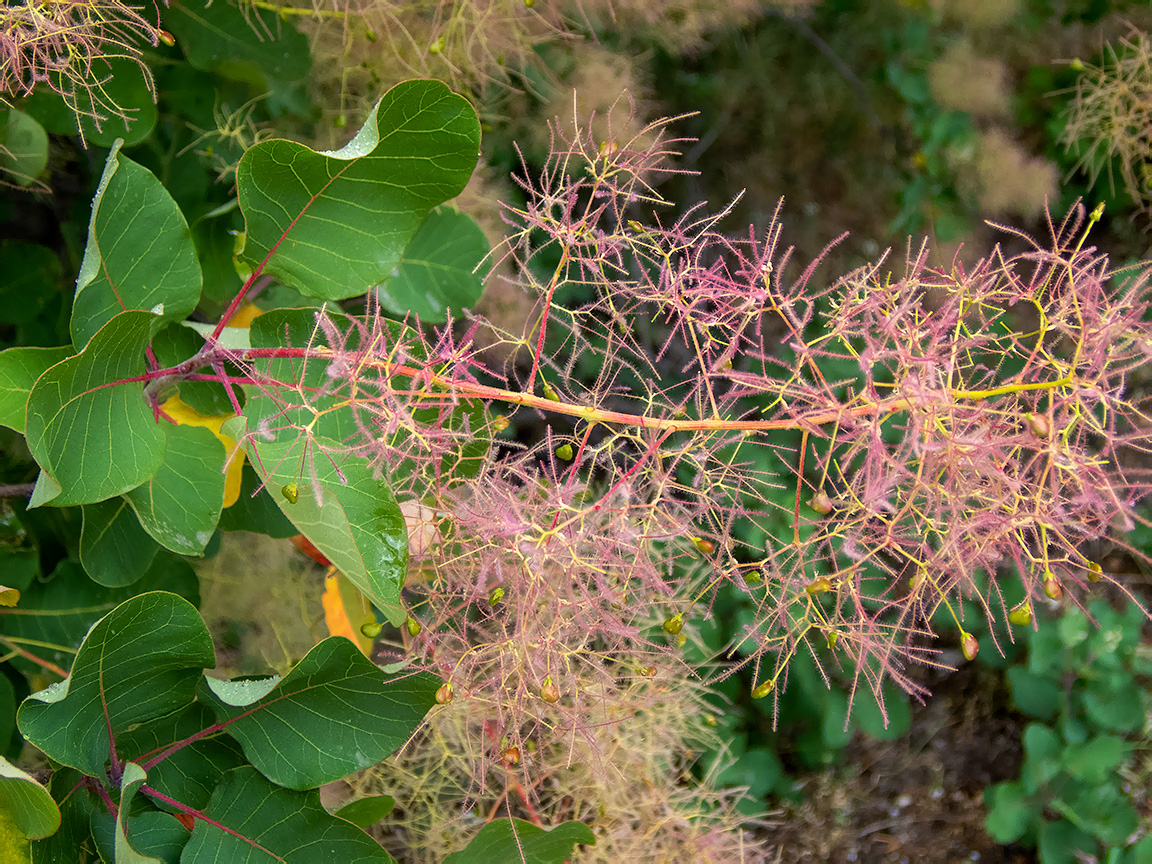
[223,303,264,329]
[291,534,332,567]
[160,393,245,507]
[322,573,373,656]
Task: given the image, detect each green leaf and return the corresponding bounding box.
[20,57,158,148]
[199,637,438,789]
[80,498,160,588]
[1065,784,1139,846]
[17,592,215,778]
[1007,666,1062,720]
[1062,735,1127,784]
[853,680,911,741]
[445,818,595,864]
[181,766,395,862]
[3,557,200,680]
[1037,819,1096,864]
[122,812,189,864]
[115,762,165,864]
[0,756,60,840]
[0,241,61,329]
[124,423,225,556]
[165,0,311,85]
[235,427,409,623]
[24,311,165,508]
[984,781,1035,843]
[1083,673,1145,733]
[380,207,489,322]
[714,747,783,799]
[0,108,48,188]
[216,464,296,538]
[119,703,245,814]
[334,795,394,828]
[236,80,479,301]
[0,347,71,433]
[1021,723,1061,794]
[29,769,101,864]
[71,144,202,351]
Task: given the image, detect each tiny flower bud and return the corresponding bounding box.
[1044,575,1062,600]
[1008,603,1032,626]
[751,680,773,699]
[488,587,504,607]
[555,443,574,461]
[541,380,560,402]
[806,578,832,595]
[281,483,299,504]
[539,677,560,703]
[691,536,714,555]
[960,632,979,661]
[361,620,383,638]
[435,682,453,704]
[662,614,683,635]
[703,714,718,727]
[809,491,834,515]
[641,665,657,678]
[334,114,347,128]
[1025,413,1051,439]
[406,617,422,637]
[1087,561,1103,583]
[743,570,762,584]
[428,36,443,54]
[1070,57,1085,70]
[501,746,521,766]
[826,632,838,650]
[492,414,510,433]
[158,29,176,47]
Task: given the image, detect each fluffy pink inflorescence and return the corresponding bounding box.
[263,109,1152,785]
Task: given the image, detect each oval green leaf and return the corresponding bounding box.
[17,591,215,778]
[236,79,479,301]
[199,637,438,789]
[71,143,202,350]
[25,310,166,508]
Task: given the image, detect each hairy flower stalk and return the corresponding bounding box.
[0,0,165,140]
[226,112,1152,813]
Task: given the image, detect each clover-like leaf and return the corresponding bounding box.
[25,310,166,508]
[0,756,60,841]
[17,592,215,778]
[182,766,395,862]
[199,637,438,789]
[71,144,201,350]
[445,818,596,864]
[236,79,479,301]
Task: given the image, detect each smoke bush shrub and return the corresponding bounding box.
[3,70,1152,859]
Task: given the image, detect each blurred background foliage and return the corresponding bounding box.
[3,0,1152,861]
